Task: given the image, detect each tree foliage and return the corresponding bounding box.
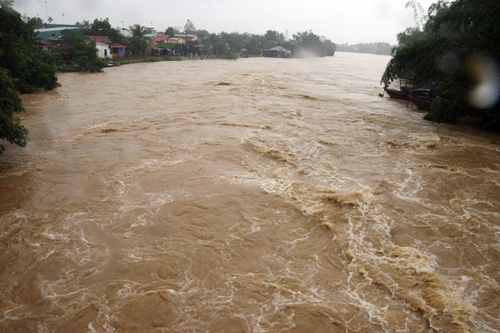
[82,18,124,44]
[265,30,284,42]
[129,24,147,37]
[61,30,105,72]
[382,0,500,131]
[0,67,28,153]
[0,4,58,93]
[292,30,336,57]
[124,36,147,55]
[0,2,58,152]
[164,26,178,36]
[184,19,196,33]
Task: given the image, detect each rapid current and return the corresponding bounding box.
[1,53,499,332]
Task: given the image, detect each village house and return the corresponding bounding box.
[263,46,291,58]
[32,27,80,53]
[172,34,199,43]
[154,34,170,43]
[109,43,127,57]
[87,36,113,59]
[166,37,186,44]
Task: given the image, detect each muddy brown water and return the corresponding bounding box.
[1,53,499,332]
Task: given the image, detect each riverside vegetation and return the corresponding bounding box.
[382,0,500,131]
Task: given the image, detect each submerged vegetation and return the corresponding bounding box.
[382,0,500,131]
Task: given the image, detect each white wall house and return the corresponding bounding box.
[87,36,113,59]
[95,42,112,59]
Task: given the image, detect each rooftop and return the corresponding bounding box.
[86,36,112,44]
[154,34,170,42]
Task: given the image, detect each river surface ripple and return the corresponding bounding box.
[1,53,499,332]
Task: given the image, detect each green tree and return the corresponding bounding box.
[220,31,244,50]
[0,67,28,154]
[293,30,324,56]
[265,30,278,41]
[321,38,336,56]
[26,16,43,29]
[164,26,178,36]
[0,1,60,153]
[61,29,105,72]
[184,19,196,33]
[124,36,147,55]
[382,0,500,131]
[194,29,210,39]
[396,27,426,46]
[213,39,229,57]
[82,18,124,44]
[129,23,147,37]
[244,34,266,53]
[0,3,58,93]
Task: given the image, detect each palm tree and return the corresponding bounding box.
[129,24,146,37]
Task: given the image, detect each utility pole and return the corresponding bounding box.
[45,1,49,22]
[62,13,64,24]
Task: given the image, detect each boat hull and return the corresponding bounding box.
[384,88,408,100]
[409,95,433,111]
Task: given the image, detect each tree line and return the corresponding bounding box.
[382,0,500,131]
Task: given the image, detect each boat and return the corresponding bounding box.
[383,77,415,100]
[408,95,433,111]
[383,77,434,104]
[384,87,408,100]
[105,61,121,67]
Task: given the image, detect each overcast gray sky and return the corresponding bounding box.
[13,0,437,44]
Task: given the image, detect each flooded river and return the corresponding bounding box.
[1,53,499,332]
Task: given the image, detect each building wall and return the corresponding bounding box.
[95,43,112,59]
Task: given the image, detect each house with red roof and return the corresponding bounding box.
[85,35,127,58]
[154,34,170,43]
[86,35,113,59]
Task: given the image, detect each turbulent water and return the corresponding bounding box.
[1,53,499,333]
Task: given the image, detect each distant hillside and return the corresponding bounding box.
[336,42,394,55]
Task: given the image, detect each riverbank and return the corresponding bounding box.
[56,54,257,72]
[56,55,182,72]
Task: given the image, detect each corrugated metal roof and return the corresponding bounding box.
[264,46,290,52]
[34,27,80,40]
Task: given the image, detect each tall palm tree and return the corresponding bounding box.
[129,24,146,37]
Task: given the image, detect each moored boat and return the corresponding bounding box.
[384,87,408,100]
[408,95,433,111]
